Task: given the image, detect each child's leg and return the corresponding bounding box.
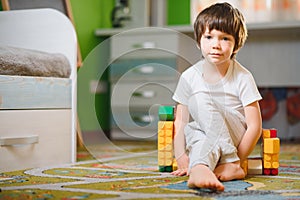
[214,161,245,181]
[184,123,224,191]
[213,138,246,181]
[188,164,225,191]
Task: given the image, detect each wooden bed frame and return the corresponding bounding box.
[0,0,82,67]
[0,9,77,172]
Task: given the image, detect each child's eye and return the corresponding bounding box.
[222,36,234,42]
[204,35,212,39]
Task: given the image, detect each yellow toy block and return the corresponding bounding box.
[264,160,279,169]
[264,138,280,154]
[241,160,248,175]
[262,129,270,138]
[172,158,178,171]
[158,121,175,172]
[264,153,279,162]
[263,153,279,169]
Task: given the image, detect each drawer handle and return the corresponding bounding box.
[0,135,39,146]
[133,115,154,123]
[133,66,154,74]
[132,41,155,49]
[132,91,155,98]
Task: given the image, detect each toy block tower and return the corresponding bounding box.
[157,106,177,172]
[262,128,280,175]
[244,128,280,176]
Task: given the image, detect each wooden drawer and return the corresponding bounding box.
[0,109,73,172]
[111,107,159,131]
[0,75,71,110]
[111,81,176,107]
[109,58,178,82]
[111,30,179,60]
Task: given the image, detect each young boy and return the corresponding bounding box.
[171,2,262,191]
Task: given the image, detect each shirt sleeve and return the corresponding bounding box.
[238,73,262,107]
[172,73,191,106]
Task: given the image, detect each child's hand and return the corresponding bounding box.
[171,153,189,176]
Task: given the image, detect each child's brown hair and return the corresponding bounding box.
[194,2,247,58]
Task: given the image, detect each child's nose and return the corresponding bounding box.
[212,39,221,48]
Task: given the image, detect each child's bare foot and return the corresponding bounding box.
[214,161,246,181]
[188,164,225,191]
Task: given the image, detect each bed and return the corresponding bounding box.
[0,8,77,172]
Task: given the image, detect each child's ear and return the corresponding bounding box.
[231,48,240,59]
[233,48,240,54]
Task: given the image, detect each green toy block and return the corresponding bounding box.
[159,166,173,172]
[158,106,174,121]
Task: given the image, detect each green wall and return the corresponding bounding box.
[70,0,114,133]
[70,0,113,59]
[167,0,190,25]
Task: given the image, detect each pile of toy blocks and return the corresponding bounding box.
[157,106,280,176]
[262,128,280,175]
[244,128,280,176]
[157,106,177,172]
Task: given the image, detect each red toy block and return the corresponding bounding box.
[271,168,279,175]
[270,128,277,138]
[263,168,271,175]
[263,168,279,175]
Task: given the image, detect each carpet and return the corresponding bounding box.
[0,140,299,200]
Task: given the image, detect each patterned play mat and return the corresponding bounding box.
[0,140,299,200]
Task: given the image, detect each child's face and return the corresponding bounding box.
[200,27,236,67]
